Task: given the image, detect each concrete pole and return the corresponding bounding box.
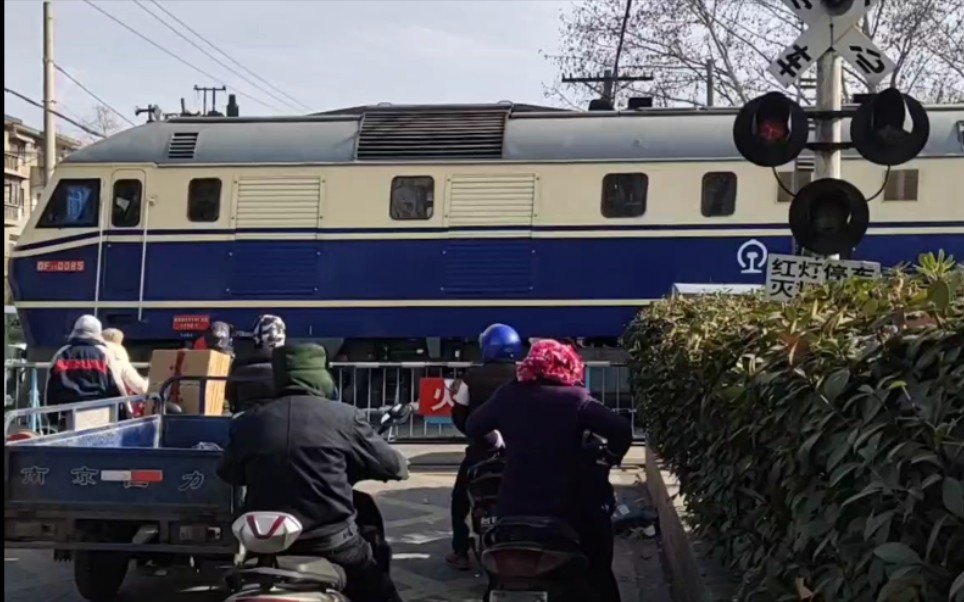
[814,52,842,181]
[809,51,843,259]
[43,0,56,186]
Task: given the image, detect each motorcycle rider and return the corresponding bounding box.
[226,314,286,413]
[217,342,408,602]
[445,323,522,570]
[465,338,632,602]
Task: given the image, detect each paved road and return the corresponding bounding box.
[5,445,669,602]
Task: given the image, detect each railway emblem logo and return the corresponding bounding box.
[737,239,769,275]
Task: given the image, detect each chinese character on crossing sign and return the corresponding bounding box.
[418,377,469,419]
[765,253,881,301]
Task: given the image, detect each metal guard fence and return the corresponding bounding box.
[4,360,640,441]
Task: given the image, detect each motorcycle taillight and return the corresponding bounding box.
[483,547,580,578]
[483,548,544,577]
[231,593,344,602]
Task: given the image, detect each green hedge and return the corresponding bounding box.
[626,253,964,602]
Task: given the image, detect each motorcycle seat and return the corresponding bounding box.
[275,556,347,589]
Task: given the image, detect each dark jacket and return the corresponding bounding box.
[217,344,408,540]
[226,346,275,413]
[45,338,124,407]
[465,380,632,521]
[452,362,517,458]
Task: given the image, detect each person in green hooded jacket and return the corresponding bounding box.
[218,343,407,602]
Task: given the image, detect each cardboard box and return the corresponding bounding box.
[147,349,233,415]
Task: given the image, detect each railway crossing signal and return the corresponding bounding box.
[732,92,809,167]
[850,87,931,166]
[733,0,931,258]
[788,178,869,256]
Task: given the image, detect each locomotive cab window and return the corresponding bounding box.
[701,172,737,217]
[601,173,647,218]
[883,169,919,201]
[390,176,434,220]
[36,179,101,229]
[111,180,143,228]
[188,178,222,222]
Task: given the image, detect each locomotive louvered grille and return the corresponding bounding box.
[236,177,324,229]
[356,109,508,160]
[167,132,199,159]
[447,174,536,227]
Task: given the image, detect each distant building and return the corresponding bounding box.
[4,114,83,301]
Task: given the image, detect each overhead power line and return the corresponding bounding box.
[54,64,137,127]
[80,0,286,114]
[132,0,305,113]
[4,87,106,138]
[145,0,313,112]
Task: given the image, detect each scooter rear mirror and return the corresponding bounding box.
[382,402,413,426]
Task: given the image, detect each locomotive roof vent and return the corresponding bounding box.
[356,106,509,161]
[167,131,200,160]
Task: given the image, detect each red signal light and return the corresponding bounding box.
[733,92,808,167]
[759,119,790,143]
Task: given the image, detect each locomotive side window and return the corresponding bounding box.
[390,176,434,220]
[776,170,812,203]
[883,169,919,201]
[36,179,101,229]
[188,178,222,222]
[701,172,737,217]
[111,180,142,228]
[601,173,647,218]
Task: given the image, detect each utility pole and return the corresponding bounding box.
[42,0,56,185]
[562,71,654,107]
[563,0,652,108]
[194,85,227,115]
[705,59,715,107]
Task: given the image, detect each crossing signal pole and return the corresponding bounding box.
[734,0,930,258]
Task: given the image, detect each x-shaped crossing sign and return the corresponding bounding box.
[768,0,896,88]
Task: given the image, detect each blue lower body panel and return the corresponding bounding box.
[10,227,963,348]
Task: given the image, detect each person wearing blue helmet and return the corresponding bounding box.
[444,323,523,570]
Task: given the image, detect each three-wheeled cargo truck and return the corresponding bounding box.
[5,397,239,602]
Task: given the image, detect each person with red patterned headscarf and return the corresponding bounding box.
[466,339,631,602]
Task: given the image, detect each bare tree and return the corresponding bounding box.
[546,0,964,108]
[79,105,124,144]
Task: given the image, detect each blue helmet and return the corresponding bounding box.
[479,323,523,363]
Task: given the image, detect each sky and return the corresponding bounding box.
[4,0,571,139]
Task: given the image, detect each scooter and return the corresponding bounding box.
[465,447,505,563]
[222,401,412,602]
[474,431,620,602]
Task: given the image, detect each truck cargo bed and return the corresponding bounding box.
[5,415,237,553]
